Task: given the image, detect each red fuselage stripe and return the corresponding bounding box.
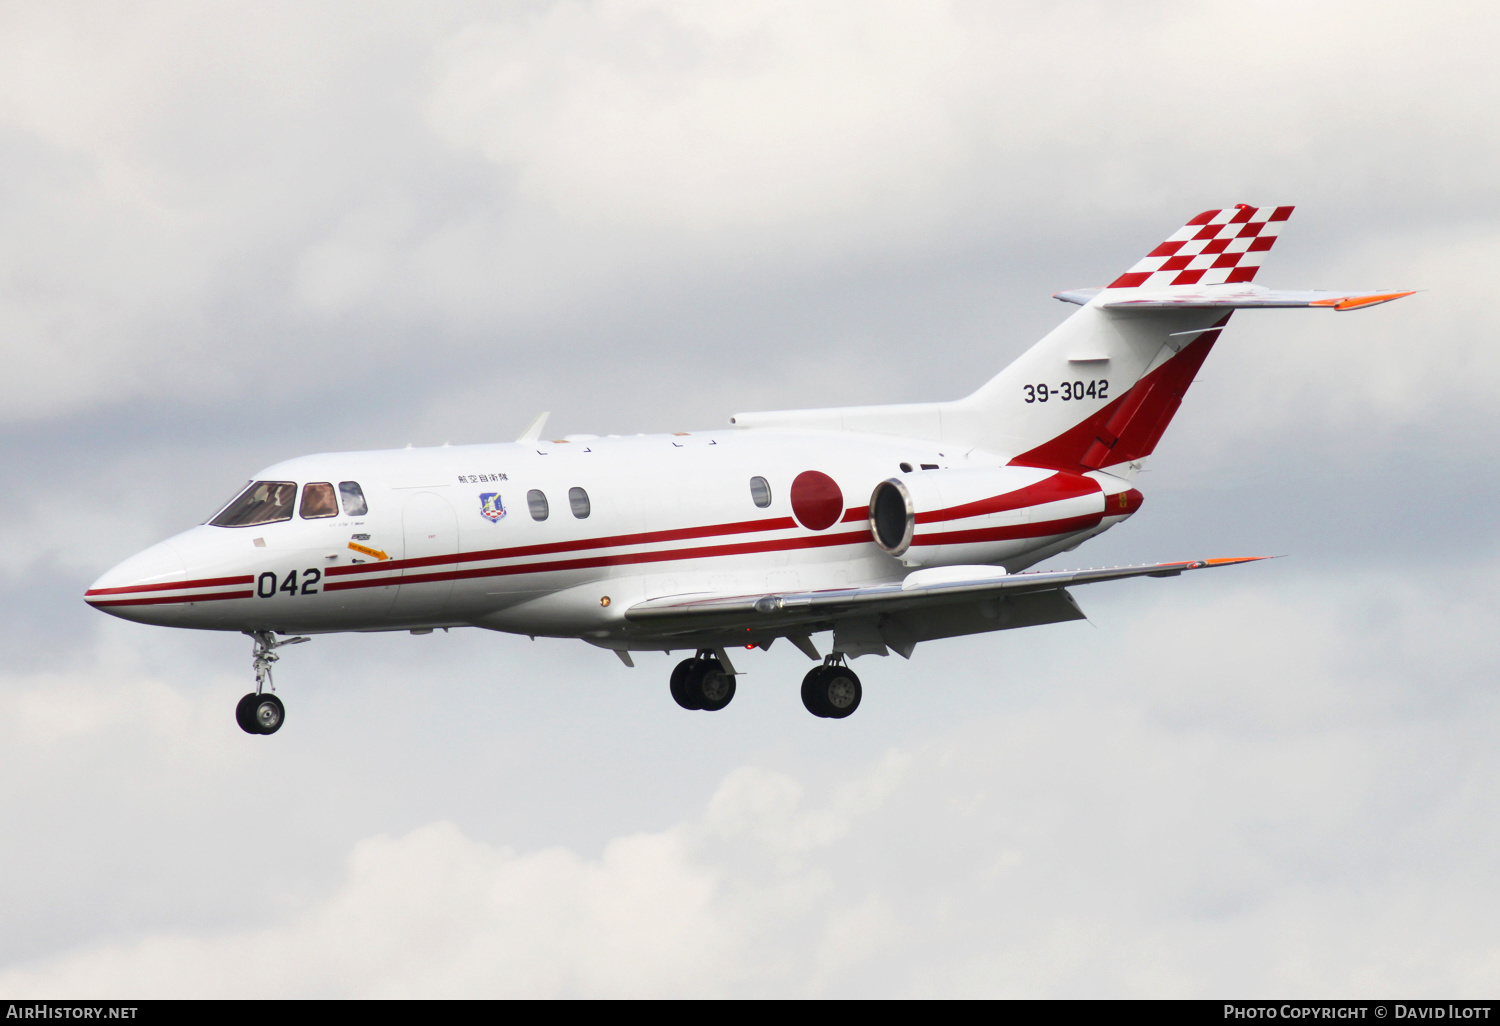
[86,589,255,608]
[84,574,255,597]
[912,513,1103,546]
[323,528,875,593]
[324,515,801,577]
[91,505,1110,606]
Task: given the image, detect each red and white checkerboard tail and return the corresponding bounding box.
[958,204,1299,476]
[1109,204,1294,289]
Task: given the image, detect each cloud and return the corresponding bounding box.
[4,566,1499,997]
[2,0,1497,427]
[1,0,1496,1000]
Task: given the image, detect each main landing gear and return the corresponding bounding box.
[237,630,308,736]
[663,650,863,718]
[801,658,862,719]
[670,652,737,711]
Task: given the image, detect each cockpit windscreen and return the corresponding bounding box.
[210,481,298,527]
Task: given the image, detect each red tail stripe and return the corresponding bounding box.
[85,574,254,597]
[914,474,1101,525]
[1011,315,1229,473]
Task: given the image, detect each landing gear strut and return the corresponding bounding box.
[669,651,736,712]
[801,657,861,719]
[237,630,307,735]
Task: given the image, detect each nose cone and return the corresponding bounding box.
[84,541,187,623]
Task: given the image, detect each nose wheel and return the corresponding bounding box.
[236,692,286,735]
[801,659,861,719]
[238,630,307,736]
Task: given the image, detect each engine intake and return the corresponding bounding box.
[869,478,916,556]
[867,466,1135,566]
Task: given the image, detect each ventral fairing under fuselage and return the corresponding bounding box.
[86,205,1413,733]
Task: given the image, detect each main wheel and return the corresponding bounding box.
[822,666,861,719]
[252,693,285,735]
[235,693,259,734]
[801,665,861,718]
[690,659,736,712]
[801,666,833,717]
[670,658,701,710]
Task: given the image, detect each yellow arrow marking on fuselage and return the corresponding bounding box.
[348,542,389,561]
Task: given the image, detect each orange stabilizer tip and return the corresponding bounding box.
[1313,291,1416,310]
[1333,291,1416,311]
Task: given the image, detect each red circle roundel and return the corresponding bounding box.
[790,471,844,531]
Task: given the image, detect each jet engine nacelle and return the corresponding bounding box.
[868,466,1141,568]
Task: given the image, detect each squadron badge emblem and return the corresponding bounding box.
[479,492,507,523]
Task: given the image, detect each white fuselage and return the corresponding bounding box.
[85,428,1139,650]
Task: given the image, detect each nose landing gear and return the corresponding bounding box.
[801,657,861,719]
[237,630,307,735]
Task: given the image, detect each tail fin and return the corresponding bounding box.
[730,206,1411,468]
[958,204,1411,476]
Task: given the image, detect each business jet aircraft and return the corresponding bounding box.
[85,205,1411,734]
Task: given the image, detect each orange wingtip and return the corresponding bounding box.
[1310,291,1416,311]
[1199,556,1272,567]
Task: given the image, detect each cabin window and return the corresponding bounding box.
[569,487,591,519]
[300,482,339,519]
[339,481,368,517]
[211,481,298,527]
[528,489,550,521]
[749,476,772,508]
[899,462,913,473]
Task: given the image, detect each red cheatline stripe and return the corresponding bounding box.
[325,515,800,577]
[84,574,254,597]
[86,590,254,608]
[840,507,866,523]
[911,513,1104,547]
[324,528,874,593]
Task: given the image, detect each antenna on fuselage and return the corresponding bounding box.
[516,411,550,443]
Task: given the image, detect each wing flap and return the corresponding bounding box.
[624,557,1268,633]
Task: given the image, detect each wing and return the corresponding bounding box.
[624,557,1268,638]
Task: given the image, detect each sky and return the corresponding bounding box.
[2,0,1498,998]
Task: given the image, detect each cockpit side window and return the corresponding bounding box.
[300,482,338,519]
[211,481,298,527]
[339,481,368,517]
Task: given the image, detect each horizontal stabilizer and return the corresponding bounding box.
[1056,285,1416,311]
[625,557,1267,633]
